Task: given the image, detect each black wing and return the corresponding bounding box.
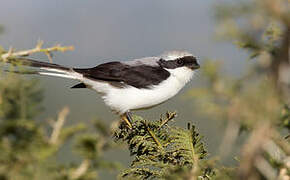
[73,62,170,89]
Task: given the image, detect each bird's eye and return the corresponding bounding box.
[177,59,183,65]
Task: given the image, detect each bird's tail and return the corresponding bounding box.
[4,57,82,80]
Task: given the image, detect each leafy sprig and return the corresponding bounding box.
[114,112,210,179]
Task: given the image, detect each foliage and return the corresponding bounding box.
[0,40,119,180]
[114,112,211,179]
[186,0,290,179]
[214,0,289,59]
[0,74,43,120]
[214,0,290,97]
[189,60,290,179]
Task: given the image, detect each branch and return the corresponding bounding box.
[0,40,74,62]
[49,107,70,145]
[71,159,90,180]
[147,126,163,150]
[159,111,177,129]
[218,120,240,158]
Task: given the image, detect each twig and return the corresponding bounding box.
[71,159,90,180]
[218,120,240,159]
[143,121,163,150]
[238,123,272,179]
[254,156,277,180]
[189,154,200,180]
[0,40,74,62]
[49,107,70,145]
[147,127,163,149]
[158,111,176,129]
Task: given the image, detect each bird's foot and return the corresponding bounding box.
[121,112,133,129]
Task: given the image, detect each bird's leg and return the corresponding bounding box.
[121,111,133,129]
[126,111,133,124]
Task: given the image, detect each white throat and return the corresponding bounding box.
[166,67,194,85]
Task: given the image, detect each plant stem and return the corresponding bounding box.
[147,126,163,150]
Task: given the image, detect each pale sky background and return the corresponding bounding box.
[0,0,248,178]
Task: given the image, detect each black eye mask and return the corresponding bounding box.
[158,56,199,69]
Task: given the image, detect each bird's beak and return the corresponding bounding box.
[189,63,200,70]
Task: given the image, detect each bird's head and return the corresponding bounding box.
[158,51,200,71]
[157,51,200,84]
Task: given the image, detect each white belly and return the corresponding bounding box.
[82,67,194,114]
[104,75,190,113]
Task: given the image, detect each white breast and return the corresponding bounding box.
[100,67,194,114]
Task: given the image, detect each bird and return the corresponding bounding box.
[4,51,200,128]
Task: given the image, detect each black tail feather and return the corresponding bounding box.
[7,57,71,71]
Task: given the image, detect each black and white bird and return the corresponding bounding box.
[5,51,200,128]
